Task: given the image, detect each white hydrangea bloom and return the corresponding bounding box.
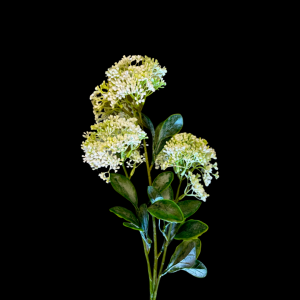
[89,81,133,123]
[125,149,146,168]
[155,132,219,201]
[89,55,167,122]
[185,171,209,201]
[81,116,147,182]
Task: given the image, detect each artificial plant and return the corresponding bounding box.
[81,55,219,299]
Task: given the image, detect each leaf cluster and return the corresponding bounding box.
[108,113,209,279]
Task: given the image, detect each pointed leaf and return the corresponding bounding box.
[137,204,149,235]
[161,185,174,200]
[123,222,143,231]
[158,114,184,142]
[153,121,164,150]
[153,171,174,192]
[155,114,183,156]
[141,113,155,140]
[148,200,184,223]
[109,206,140,226]
[110,173,138,209]
[147,186,164,204]
[174,219,208,240]
[155,137,172,157]
[177,200,201,218]
[164,240,197,274]
[183,260,207,278]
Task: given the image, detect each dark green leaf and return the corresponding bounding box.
[153,171,174,192]
[183,260,207,278]
[141,113,155,140]
[110,173,138,209]
[158,114,184,142]
[194,238,201,259]
[177,200,201,218]
[174,219,208,240]
[170,222,183,241]
[137,204,152,252]
[163,222,182,242]
[147,186,164,204]
[155,114,183,156]
[155,137,172,157]
[163,240,197,274]
[153,121,164,150]
[152,121,164,164]
[161,185,174,200]
[123,222,143,231]
[147,200,184,223]
[137,204,149,235]
[109,206,140,226]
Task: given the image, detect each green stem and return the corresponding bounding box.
[175,179,183,202]
[142,239,153,295]
[122,162,129,178]
[152,216,158,290]
[154,179,183,299]
[142,137,158,299]
[143,139,152,186]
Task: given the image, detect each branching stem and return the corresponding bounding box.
[153,179,183,299]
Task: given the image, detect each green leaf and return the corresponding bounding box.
[155,114,183,156]
[137,205,152,251]
[147,200,184,223]
[164,222,183,241]
[177,200,201,218]
[194,238,202,259]
[152,171,174,192]
[147,186,164,204]
[182,260,207,278]
[174,219,208,240]
[161,185,174,200]
[110,173,138,209]
[109,206,140,226]
[170,222,183,241]
[153,121,164,150]
[152,121,164,164]
[159,219,169,241]
[123,222,143,231]
[140,232,151,253]
[164,240,197,274]
[155,137,172,158]
[159,221,178,253]
[137,204,149,235]
[159,114,184,142]
[141,113,155,140]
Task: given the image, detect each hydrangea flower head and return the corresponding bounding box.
[155,132,219,201]
[90,55,167,122]
[81,115,147,182]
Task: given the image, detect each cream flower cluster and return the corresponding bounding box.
[81,115,147,183]
[125,149,146,168]
[89,55,167,122]
[185,171,210,201]
[155,132,219,201]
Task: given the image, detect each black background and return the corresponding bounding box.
[9,4,286,296]
[26,31,255,298]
